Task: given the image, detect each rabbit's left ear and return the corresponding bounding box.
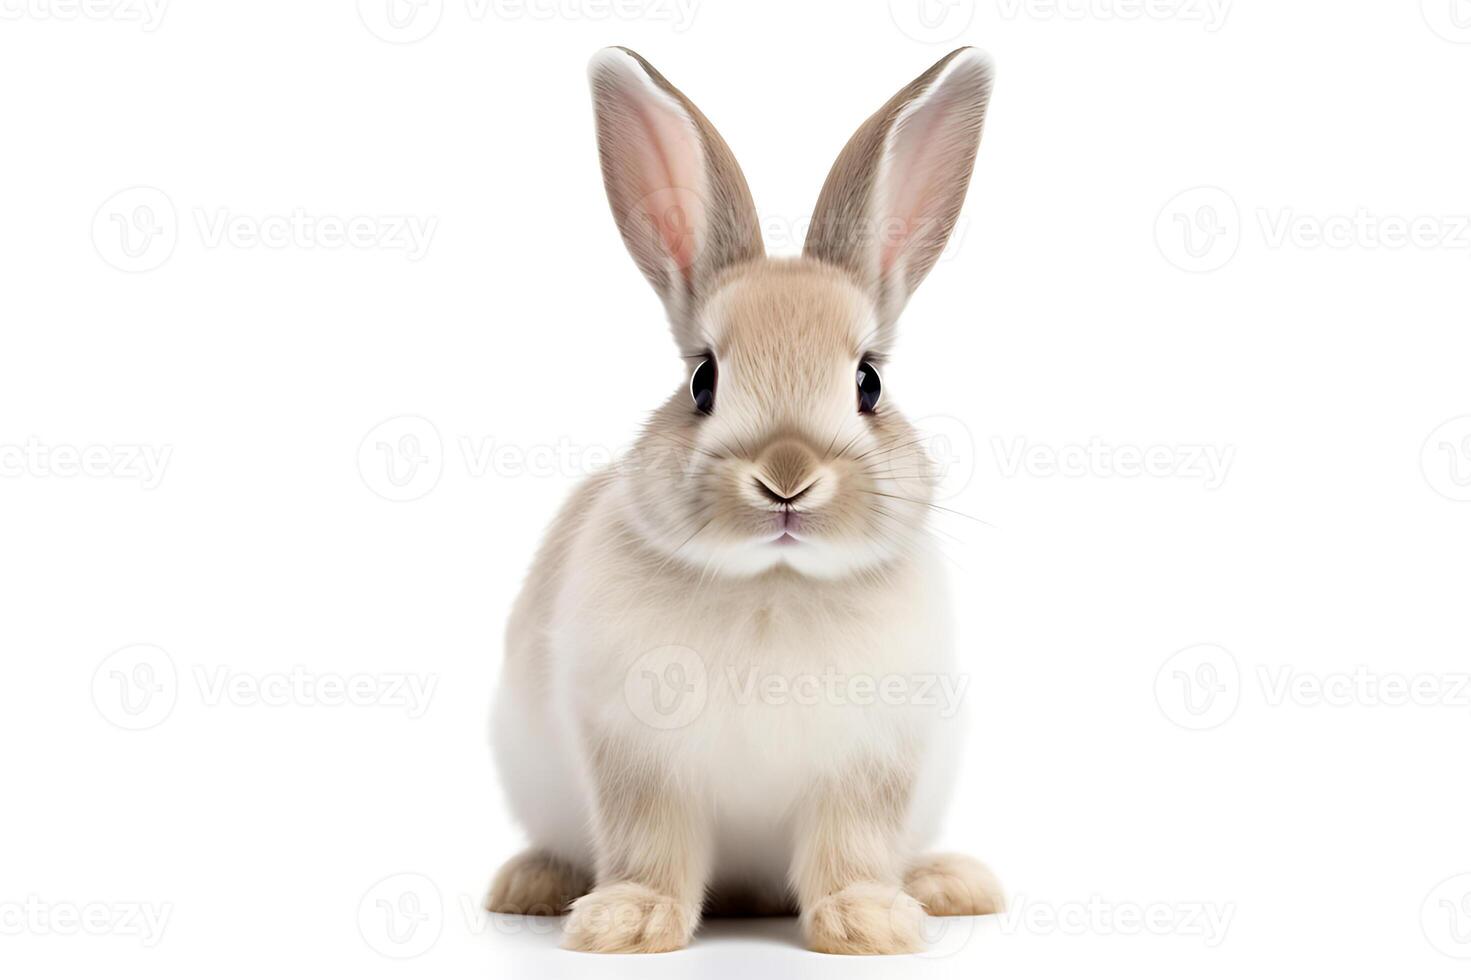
[589,47,764,350]
[804,48,994,338]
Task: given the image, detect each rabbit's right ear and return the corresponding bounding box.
[805,48,994,343]
[589,47,764,350]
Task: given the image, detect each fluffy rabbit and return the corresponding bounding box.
[487,46,1000,954]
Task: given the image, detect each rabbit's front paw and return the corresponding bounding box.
[485,849,591,915]
[562,882,695,953]
[905,852,1004,916]
[803,882,923,955]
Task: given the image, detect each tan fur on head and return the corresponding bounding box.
[610,257,938,581]
[587,46,992,583]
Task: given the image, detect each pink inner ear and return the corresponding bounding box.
[877,77,970,277]
[623,90,707,276]
[639,185,702,274]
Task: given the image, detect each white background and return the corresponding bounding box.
[3,0,1470,976]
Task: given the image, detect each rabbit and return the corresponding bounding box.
[486,46,1002,954]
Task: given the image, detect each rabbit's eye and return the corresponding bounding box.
[690,357,717,415]
[856,360,881,414]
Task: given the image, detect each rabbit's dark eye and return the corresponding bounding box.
[690,357,717,415]
[856,360,881,414]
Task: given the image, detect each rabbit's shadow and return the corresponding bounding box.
[489,911,993,978]
[489,912,807,952]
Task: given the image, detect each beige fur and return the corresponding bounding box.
[560,737,711,952]
[589,46,764,350]
[488,47,1000,956]
[485,849,592,915]
[791,758,924,954]
[805,883,925,955]
[563,881,695,953]
[805,47,994,339]
[905,852,1006,916]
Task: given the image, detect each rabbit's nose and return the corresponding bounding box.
[754,440,822,505]
[752,474,815,505]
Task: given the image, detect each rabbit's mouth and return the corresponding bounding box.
[768,509,807,543]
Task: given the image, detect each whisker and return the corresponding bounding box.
[851,437,931,464]
[855,489,995,528]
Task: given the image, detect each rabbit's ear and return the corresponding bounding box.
[804,48,994,337]
[589,47,763,348]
